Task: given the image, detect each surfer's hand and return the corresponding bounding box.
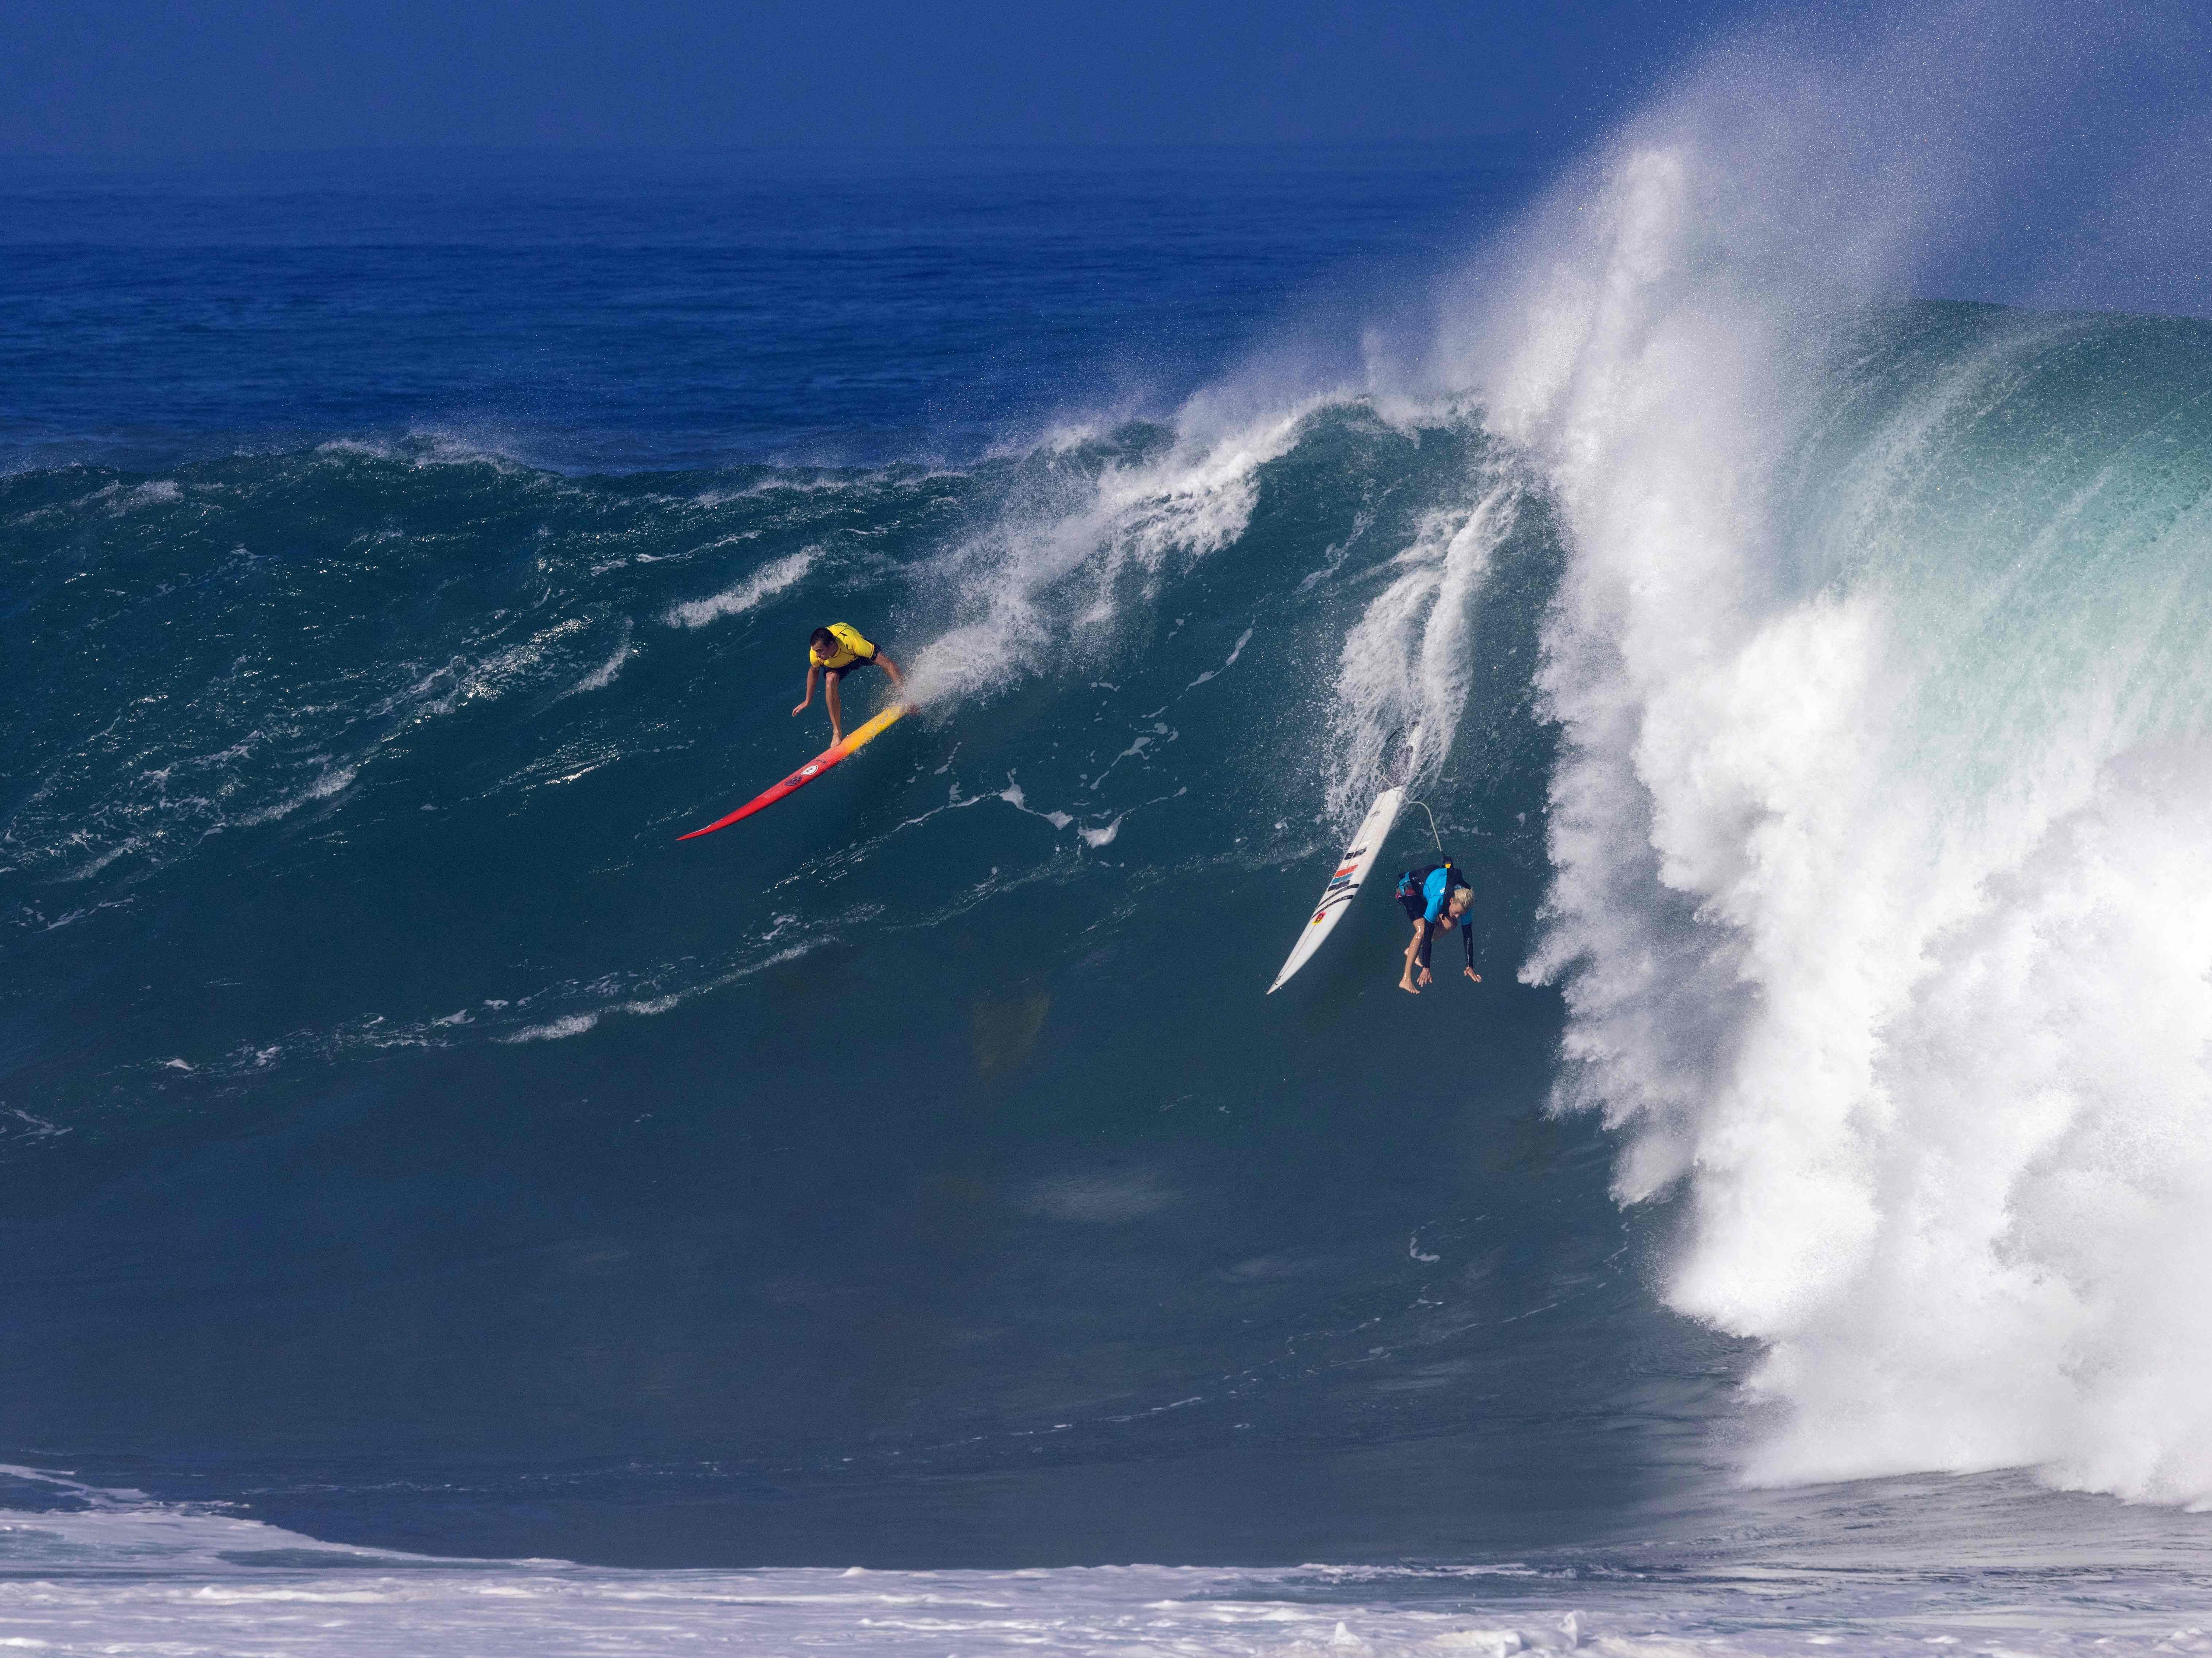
[1465,968,1481,983]
[790,702,806,716]
[1417,967,1433,988]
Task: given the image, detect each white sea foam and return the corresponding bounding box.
[665,548,818,628]
[314,427,544,473]
[1185,625,1253,690]
[233,763,359,827]
[392,618,597,718]
[499,1012,600,1044]
[485,943,824,1049]
[0,1473,2206,1656]
[997,780,1075,830]
[1435,1,2212,1504]
[569,619,633,693]
[79,478,182,514]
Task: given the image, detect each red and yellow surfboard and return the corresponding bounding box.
[678,703,910,840]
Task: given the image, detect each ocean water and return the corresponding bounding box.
[12,9,2212,1653]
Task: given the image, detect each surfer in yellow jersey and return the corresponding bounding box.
[793,623,905,745]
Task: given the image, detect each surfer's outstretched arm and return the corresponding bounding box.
[792,662,821,719]
[876,651,905,695]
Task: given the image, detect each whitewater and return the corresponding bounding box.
[11,0,2212,1649]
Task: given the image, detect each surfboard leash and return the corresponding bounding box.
[1406,797,1447,857]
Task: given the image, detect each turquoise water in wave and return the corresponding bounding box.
[12,124,2212,1653]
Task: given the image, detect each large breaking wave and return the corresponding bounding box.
[1457,1,2212,1503]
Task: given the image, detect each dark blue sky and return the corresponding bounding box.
[5,0,1755,154]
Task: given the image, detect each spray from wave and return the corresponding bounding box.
[1414,0,2212,1502]
[905,413,1312,708]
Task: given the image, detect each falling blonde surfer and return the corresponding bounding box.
[1392,859,1480,995]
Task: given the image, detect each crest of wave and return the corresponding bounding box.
[907,406,1317,707]
[1451,0,2212,1502]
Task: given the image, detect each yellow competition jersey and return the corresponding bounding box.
[808,623,877,670]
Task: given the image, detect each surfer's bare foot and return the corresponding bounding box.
[1399,976,1419,995]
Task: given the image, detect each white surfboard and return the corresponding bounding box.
[1266,735,1419,995]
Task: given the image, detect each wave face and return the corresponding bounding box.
[0,416,1658,1563]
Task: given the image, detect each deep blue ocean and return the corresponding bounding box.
[10,85,2212,1658]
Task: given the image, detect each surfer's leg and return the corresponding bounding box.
[1400,922,1426,994]
[824,670,844,743]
